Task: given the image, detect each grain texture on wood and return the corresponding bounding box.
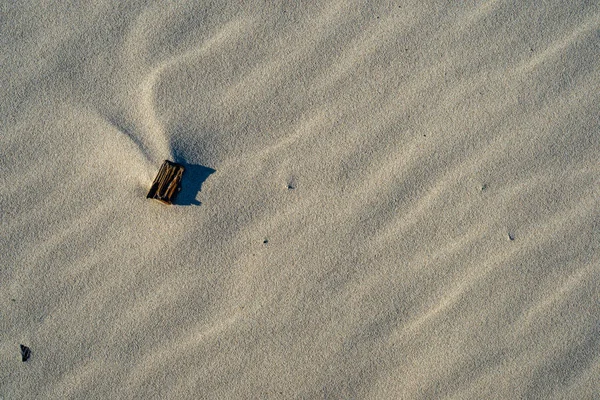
[147,160,185,204]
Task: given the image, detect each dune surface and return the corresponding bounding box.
[1,1,599,398]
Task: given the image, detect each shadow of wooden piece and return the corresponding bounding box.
[147,160,185,204]
[174,163,215,206]
[20,344,31,362]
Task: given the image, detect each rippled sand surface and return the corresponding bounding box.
[1,1,599,398]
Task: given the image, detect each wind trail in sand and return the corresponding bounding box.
[123,9,255,166]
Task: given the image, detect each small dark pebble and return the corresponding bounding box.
[508,233,515,241]
[20,344,31,362]
[263,239,269,244]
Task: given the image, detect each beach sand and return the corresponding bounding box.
[1,1,599,398]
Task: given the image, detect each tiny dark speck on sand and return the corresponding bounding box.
[20,344,31,362]
[264,239,269,244]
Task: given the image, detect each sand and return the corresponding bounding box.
[1,1,599,398]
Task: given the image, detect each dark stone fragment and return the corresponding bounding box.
[20,344,31,362]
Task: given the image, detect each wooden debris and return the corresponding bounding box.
[147,160,185,204]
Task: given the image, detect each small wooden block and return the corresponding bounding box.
[147,160,185,204]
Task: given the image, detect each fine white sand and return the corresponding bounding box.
[1,1,599,398]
